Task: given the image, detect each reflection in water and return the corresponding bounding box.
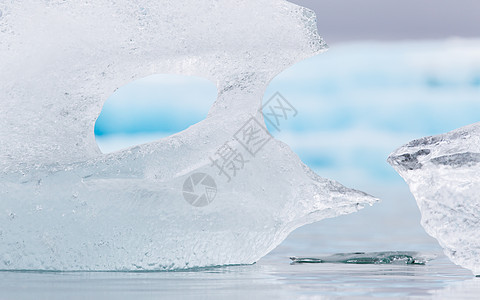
[0,256,476,299]
[430,277,480,299]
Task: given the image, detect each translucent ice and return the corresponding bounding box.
[0,0,377,270]
[389,122,480,275]
[291,251,432,265]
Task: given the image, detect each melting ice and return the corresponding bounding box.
[291,251,433,265]
[389,122,480,275]
[0,0,377,270]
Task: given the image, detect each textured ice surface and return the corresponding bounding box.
[0,0,377,270]
[389,123,480,275]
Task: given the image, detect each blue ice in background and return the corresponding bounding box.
[266,39,480,186]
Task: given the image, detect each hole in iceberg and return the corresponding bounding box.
[94,74,218,153]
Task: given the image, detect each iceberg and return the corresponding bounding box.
[388,122,480,275]
[0,0,377,270]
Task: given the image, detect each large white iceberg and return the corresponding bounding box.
[0,0,377,270]
[389,122,480,275]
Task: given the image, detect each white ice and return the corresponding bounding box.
[389,122,480,275]
[0,0,377,270]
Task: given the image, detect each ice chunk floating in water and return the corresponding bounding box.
[0,0,377,271]
[291,251,432,265]
[389,122,480,275]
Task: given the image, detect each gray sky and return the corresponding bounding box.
[289,0,480,43]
